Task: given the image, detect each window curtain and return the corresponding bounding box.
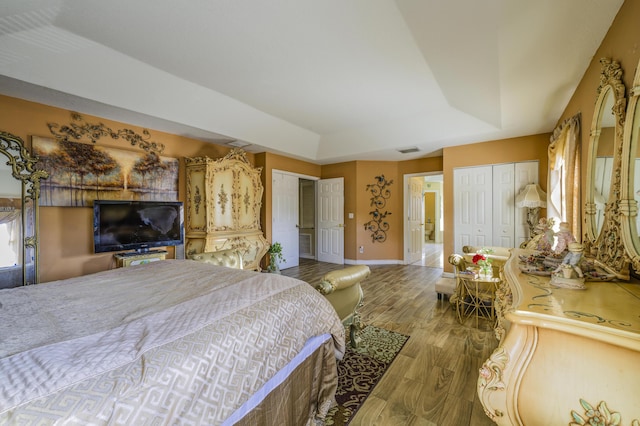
[547,113,581,236]
[0,203,21,267]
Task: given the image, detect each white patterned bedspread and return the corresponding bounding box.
[0,260,345,424]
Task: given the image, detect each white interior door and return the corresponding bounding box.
[492,163,516,247]
[407,176,424,264]
[272,171,299,269]
[454,166,492,254]
[317,177,344,264]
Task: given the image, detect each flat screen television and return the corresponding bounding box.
[93,200,184,254]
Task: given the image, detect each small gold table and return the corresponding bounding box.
[455,272,500,328]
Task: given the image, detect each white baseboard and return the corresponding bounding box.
[344,259,403,265]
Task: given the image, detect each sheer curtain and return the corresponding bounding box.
[547,113,581,236]
[0,204,21,268]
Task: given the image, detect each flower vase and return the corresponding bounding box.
[479,265,492,279]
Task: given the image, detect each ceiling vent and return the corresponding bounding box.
[397,147,420,154]
[226,140,251,148]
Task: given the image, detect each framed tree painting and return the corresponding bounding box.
[33,136,178,207]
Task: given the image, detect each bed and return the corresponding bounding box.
[0,260,345,425]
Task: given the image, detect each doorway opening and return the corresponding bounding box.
[271,171,345,270]
[403,172,444,268]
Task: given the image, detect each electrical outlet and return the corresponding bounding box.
[359,246,364,253]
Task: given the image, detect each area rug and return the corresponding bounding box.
[324,325,409,425]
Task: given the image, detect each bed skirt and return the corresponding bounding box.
[232,335,338,425]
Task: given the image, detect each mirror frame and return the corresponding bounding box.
[0,131,48,286]
[585,58,626,243]
[583,58,630,280]
[621,57,640,274]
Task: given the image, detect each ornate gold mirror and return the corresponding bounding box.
[585,58,626,244]
[621,56,640,274]
[583,58,631,280]
[0,131,47,288]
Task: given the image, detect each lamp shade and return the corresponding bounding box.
[515,183,547,208]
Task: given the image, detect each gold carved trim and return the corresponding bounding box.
[478,347,508,421]
[194,185,202,215]
[583,58,630,280]
[184,149,267,269]
[47,112,165,154]
[218,184,229,214]
[0,131,49,285]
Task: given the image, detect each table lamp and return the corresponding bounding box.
[516,183,547,237]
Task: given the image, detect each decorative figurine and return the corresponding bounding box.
[554,221,576,255]
[550,241,586,289]
[524,217,555,253]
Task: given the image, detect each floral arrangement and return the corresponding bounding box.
[472,247,494,275]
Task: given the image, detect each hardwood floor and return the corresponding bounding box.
[281,258,498,426]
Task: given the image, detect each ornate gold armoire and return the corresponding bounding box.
[185,149,268,270]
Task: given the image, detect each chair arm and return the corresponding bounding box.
[462,245,511,262]
[189,249,244,269]
[448,253,467,271]
[316,265,371,295]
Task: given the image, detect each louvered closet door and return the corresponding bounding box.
[454,166,493,254]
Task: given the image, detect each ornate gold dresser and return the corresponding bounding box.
[184,149,268,270]
[478,249,640,425]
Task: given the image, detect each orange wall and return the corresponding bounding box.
[442,134,550,272]
[355,162,402,261]
[557,0,640,234]
[6,0,640,280]
[0,89,545,280]
[0,94,243,282]
[320,158,444,263]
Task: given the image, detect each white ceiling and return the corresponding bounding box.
[0,0,624,164]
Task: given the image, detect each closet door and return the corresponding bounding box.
[454,166,492,254]
[492,163,516,247]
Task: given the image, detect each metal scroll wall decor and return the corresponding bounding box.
[364,174,393,242]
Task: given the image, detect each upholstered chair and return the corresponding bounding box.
[189,249,244,269]
[315,265,371,348]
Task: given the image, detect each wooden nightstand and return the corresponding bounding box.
[114,250,167,268]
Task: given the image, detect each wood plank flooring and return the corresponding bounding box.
[281,258,498,426]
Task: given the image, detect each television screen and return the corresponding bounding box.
[93,200,184,253]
